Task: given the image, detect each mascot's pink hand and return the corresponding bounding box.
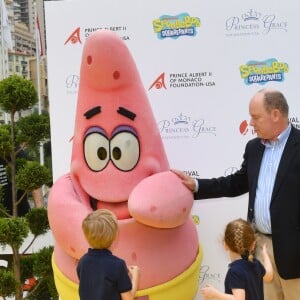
[128,170,194,228]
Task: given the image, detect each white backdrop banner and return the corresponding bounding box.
[45,0,300,299]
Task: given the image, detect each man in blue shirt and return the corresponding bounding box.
[173,89,300,300]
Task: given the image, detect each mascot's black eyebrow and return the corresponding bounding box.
[117,106,136,121]
[84,106,101,119]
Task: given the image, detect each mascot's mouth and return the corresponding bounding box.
[90,197,132,220]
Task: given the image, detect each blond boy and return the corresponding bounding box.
[77,209,140,300]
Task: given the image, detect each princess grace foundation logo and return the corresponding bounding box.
[158,113,216,139]
[225,9,288,37]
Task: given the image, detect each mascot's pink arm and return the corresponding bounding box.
[48,171,194,258]
[48,173,91,259]
[128,171,194,228]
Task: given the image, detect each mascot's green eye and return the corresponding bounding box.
[97,147,108,160]
[112,147,121,160]
[84,132,110,171]
[110,131,140,171]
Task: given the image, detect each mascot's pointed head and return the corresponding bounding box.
[70,29,169,218]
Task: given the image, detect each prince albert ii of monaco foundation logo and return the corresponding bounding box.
[64,26,130,46]
[149,72,216,90]
[64,27,82,45]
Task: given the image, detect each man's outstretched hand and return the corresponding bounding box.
[171,169,196,192]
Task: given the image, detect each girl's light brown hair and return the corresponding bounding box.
[82,209,118,249]
[224,218,256,261]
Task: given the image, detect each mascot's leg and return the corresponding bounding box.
[135,246,202,300]
[52,245,202,300]
[52,254,79,300]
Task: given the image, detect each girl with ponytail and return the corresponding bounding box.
[201,218,273,300]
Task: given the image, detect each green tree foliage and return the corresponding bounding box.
[0,75,37,113]
[0,75,57,299]
[26,208,50,236]
[16,113,50,148]
[0,217,29,248]
[0,268,18,298]
[0,125,13,158]
[16,161,52,192]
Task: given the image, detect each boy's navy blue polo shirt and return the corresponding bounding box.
[77,248,132,300]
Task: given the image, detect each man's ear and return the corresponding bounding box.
[271,109,280,121]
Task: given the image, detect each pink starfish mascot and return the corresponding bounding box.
[48,29,202,300]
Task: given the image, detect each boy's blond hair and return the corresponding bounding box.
[82,209,118,249]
